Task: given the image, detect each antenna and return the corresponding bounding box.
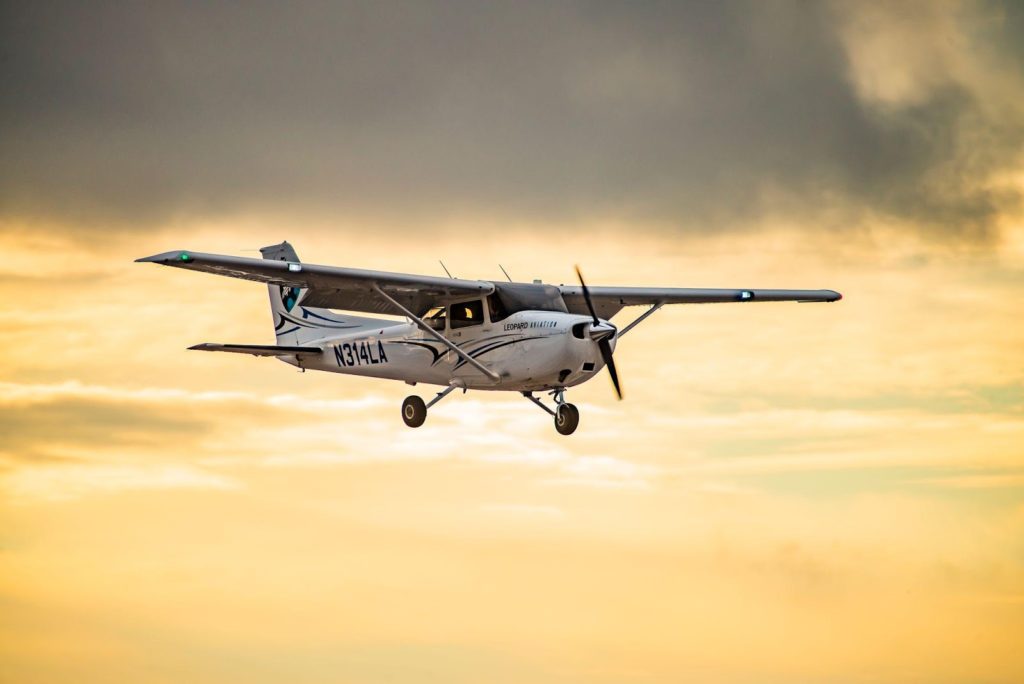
[498,264,513,282]
[439,260,454,278]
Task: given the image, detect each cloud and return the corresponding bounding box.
[0,380,664,500]
[543,455,659,490]
[1,1,1022,240]
[3,463,239,503]
[4,370,1022,504]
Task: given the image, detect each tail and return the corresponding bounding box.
[259,241,389,345]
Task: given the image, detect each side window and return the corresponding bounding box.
[424,306,447,331]
[450,299,484,329]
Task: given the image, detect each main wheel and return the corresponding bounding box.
[554,403,580,436]
[402,395,427,428]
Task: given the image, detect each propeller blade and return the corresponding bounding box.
[577,265,622,399]
[599,338,623,400]
[574,265,600,326]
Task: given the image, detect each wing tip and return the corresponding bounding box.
[797,289,843,303]
[135,250,194,264]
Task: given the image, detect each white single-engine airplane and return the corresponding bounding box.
[138,242,841,435]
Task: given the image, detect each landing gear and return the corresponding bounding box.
[524,389,580,436]
[555,403,580,436]
[401,384,460,428]
[403,386,582,434]
[401,395,427,427]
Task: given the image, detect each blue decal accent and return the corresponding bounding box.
[280,285,301,312]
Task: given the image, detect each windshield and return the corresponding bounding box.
[490,282,568,316]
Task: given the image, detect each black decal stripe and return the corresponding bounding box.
[429,335,508,366]
[453,336,545,369]
[441,334,522,365]
[469,335,544,359]
[392,334,522,367]
[276,313,318,329]
[275,314,317,331]
[391,340,461,367]
[299,307,360,327]
[390,340,445,365]
[279,309,359,329]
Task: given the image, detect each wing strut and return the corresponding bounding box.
[372,284,501,383]
[618,302,664,339]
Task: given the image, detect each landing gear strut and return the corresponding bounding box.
[524,389,580,436]
[402,384,459,428]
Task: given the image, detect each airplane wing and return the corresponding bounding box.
[188,343,323,358]
[136,250,494,316]
[558,286,842,319]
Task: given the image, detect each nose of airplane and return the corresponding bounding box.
[586,320,617,342]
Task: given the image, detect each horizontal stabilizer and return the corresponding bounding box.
[188,343,323,358]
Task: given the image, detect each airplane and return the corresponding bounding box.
[137,242,841,435]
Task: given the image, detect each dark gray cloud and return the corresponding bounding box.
[1,1,1022,237]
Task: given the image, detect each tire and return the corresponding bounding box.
[402,395,427,428]
[554,403,580,436]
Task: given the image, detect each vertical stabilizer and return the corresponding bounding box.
[260,241,308,345]
[259,241,385,345]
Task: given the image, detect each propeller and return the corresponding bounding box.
[574,266,622,400]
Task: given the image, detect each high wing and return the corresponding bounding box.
[559,286,842,319]
[136,250,493,316]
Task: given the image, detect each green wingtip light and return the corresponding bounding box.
[179,252,192,262]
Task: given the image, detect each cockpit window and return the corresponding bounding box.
[490,282,568,315]
[450,299,484,329]
[425,306,447,331]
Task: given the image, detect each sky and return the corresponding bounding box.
[2,1,1023,682]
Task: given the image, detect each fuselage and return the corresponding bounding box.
[283,309,615,392]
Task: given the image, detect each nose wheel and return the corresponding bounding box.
[523,390,580,436]
[554,403,580,436]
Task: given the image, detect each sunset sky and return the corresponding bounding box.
[2,2,1024,682]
